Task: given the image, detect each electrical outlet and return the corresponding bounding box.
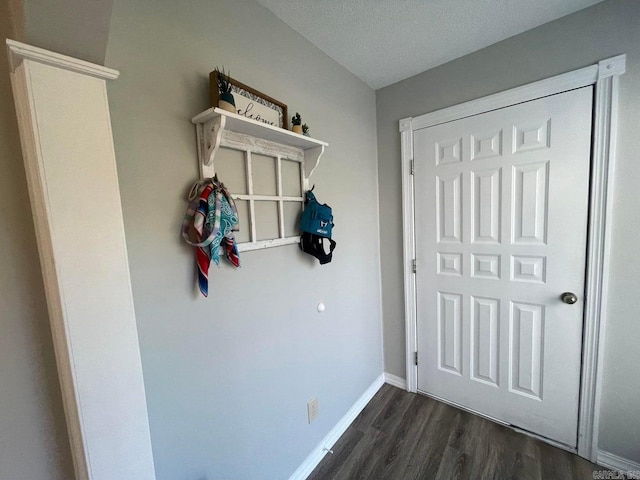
[307,396,319,424]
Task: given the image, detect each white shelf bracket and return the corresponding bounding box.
[205,115,226,168]
[303,145,325,189]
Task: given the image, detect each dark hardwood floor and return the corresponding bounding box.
[308,384,604,480]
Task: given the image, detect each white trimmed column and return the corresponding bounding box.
[6,40,156,480]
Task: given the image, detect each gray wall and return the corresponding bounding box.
[0,1,74,479]
[7,0,638,476]
[24,0,113,64]
[104,0,382,478]
[376,0,640,463]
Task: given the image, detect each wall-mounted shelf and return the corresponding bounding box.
[191,107,329,252]
[191,107,328,188]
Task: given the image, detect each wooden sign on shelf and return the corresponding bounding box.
[209,71,289,129]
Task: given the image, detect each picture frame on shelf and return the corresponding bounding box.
[209,71,288,129]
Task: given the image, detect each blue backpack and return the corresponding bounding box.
[299,189,336,264]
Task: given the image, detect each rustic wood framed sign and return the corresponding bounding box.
[210,71,289,129]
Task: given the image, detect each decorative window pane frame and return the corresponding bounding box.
[228,145,305,251]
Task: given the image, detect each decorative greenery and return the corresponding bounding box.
[214,67,233,94]
[302,123,309,134]
[292,112,302,126]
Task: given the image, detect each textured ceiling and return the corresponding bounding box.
[255,0,604,89]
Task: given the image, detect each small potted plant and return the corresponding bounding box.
[302,123,310,137]
[215,67,236,113]
[291,112,303,134]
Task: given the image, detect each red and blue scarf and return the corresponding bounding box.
[182,177,240,297]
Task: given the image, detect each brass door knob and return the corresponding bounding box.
[561,292,578,304]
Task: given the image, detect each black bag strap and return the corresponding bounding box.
[299,232,336,265]
[318,237,336,265]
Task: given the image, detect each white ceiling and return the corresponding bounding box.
[255,0,604,89]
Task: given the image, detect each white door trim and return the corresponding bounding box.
[399,54,626,462]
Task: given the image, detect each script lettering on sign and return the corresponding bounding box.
[231,85,283,127]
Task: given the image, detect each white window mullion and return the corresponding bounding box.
[233,194,303,202]
[300,158,307,193]
[245,150,257,243]
[300,158,308,214]
[276,156,285,239]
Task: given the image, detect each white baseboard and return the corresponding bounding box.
[596,450,640,473]
[384,372,407,390]
[288,373,385,480]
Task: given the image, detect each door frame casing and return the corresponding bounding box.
[399,54,626,462]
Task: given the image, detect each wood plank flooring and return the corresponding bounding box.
[307,384,603,480]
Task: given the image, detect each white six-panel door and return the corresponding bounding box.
[414,87,593,447]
